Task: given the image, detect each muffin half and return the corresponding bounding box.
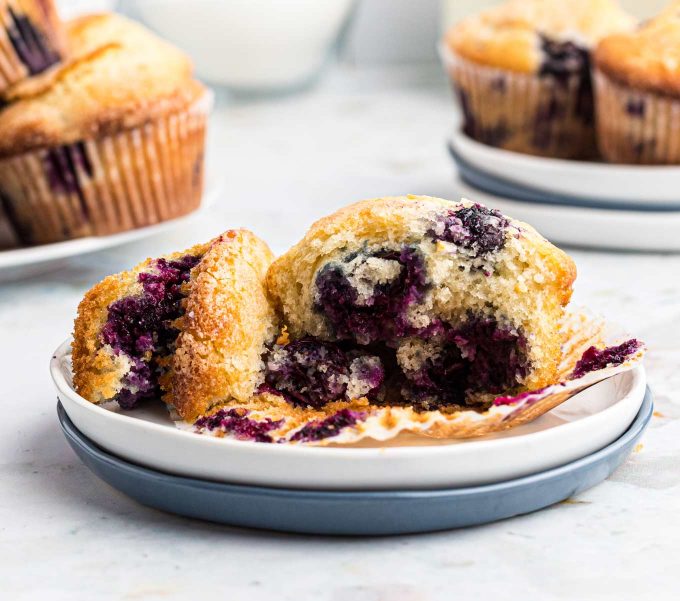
[442,0,634,159]
[0,13,209,246]
[73,230,278,418]
[595,3,680,163]
[0,0,66,95]
[266,195,577,411]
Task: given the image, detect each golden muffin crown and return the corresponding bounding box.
[0,12,205,158]
[596,1,680,96]
[446,0,635,73]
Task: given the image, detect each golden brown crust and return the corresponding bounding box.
[0,13,204,157]
[446,0,634,74]
[72,240,212,404]
[595,3,680,97]
[170,230,278,421]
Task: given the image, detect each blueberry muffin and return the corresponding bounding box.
[72,230,278,418]
[0,0,66,96]
[71,196,647,445]
[595,3,680,163]
[442,0,634,158]
[266,195,577,411]
[0,13,209,246]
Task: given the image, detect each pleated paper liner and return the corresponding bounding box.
[594,70,680,164]
[0,91,212,246]
[439,44,596,160]
[175,312,645,446]
[0,0,64,93]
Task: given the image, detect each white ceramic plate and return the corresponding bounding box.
[455,176,680,252]
[51,339,647,491]
[0,174,222,282]
[450,128,680,206]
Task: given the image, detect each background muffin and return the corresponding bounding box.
[0,13,209,246]
[442,0,634,159]
[595,2,680,163]
[0,0,66,96]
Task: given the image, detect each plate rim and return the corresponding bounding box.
[449,127,680,206]
[57,387,654,498]
[51,337,647,459]
[449,142,680,213]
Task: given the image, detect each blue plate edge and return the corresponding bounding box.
[447,143,680,213]
[57,388,653,499]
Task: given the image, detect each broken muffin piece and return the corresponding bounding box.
[72,229,278,419]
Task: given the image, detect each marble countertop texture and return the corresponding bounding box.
[1,66,679,600]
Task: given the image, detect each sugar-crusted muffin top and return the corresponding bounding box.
[0,13,205,158]
[445,0,635,73]
[595,2,680,96]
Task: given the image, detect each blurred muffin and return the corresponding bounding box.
[0,13,209,246]
[595,3,680,163]
[442,0,634,159]
[0,0,66,96]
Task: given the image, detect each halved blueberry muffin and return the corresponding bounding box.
[441,0,634,158]
[0,0,66,95]
[265,195,577,411]
[595,3,680,163]
[0,13,209,246]
[72,230,278,417]
[72,197,646,444]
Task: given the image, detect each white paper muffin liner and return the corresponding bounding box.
[594,69,680,164]
[0,91,212,245]
[174,312,646,446]
[440,44,597,159]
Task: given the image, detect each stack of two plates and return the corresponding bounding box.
[52,339,652,535]
[449,130,680,252]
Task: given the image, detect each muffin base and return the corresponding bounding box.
[0,92,211,246]
[441,47,597,160]
[594,70,680,164]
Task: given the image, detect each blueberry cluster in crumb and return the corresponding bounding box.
[101,255,200,408]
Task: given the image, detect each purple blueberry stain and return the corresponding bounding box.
[6,7,60,75]
[195,408,284,443]
[289,409,367,443]
[493,385,550,407]
[538,36,593,126]
[571,339,642,380]
[401,316,530,410]
[262,338,384,409]
[625,98,646,117]
[429,204,509,257]
[455,87,510,147]
[43,142,94,221]
[101,254,201,408]
[314,246,430,345]
[490,76,506,93]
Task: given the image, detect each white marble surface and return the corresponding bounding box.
[2,66,680,600]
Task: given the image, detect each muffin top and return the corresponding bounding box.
[445,0,635,73]
[596,2,680,96]
[0,13,205,158]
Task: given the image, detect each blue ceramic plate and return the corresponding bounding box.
[57,389,653,535]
